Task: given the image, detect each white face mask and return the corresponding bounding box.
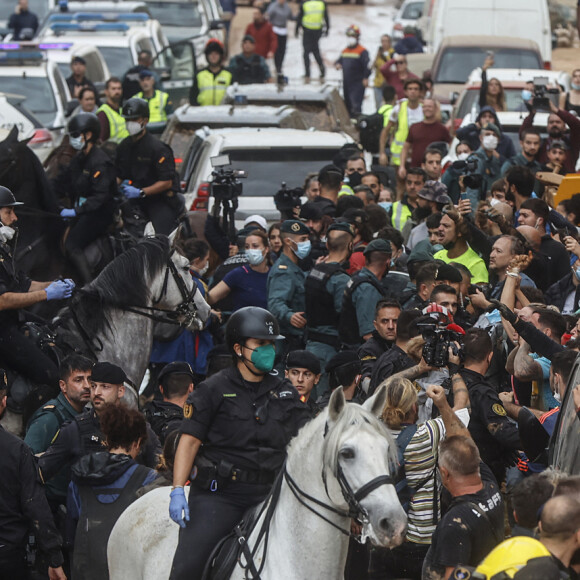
[246,248,265,266]
[126,121,144,136]
[347,38,357,47]
[69,135,84,150]
[482,135,498,151]
[457,152,469,161]
[554,390,562,403]
[0,224,15,243]
[489,197,501,207]
[198,262,209,276]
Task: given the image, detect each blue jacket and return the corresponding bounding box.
[394,36,423,55]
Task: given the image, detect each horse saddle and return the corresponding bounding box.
[201,507,260,580]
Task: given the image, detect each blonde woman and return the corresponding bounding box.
[369,370,470,580]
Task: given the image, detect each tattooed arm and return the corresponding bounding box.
[513,340,543,382]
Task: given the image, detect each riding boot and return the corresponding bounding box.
[68,250,93,285]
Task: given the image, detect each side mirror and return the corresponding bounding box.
[450,91,459,106]
[65,99,79,117]
[209,19,225,30]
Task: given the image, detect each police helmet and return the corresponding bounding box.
[0,186,23,208]
[122,97,150,120]
[67,113,100,143]
[225,307,284,351]
[205,37,224,58]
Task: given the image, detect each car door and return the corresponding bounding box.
[152,40,198,107]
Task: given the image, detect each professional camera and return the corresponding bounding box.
[274,182,303,221]
[418,313,464,368]
[531,76,559,111]
[451,157,483,190]
[209,154,246,202]
[468,283,492,298]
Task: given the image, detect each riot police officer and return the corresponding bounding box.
[54,113,118,284]
[168,307,310,580]
[0,187,74,389]
[115,98,184,235]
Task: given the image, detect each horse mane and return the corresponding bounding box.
[70,235,170,336]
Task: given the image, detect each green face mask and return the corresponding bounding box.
[250,344,276,373]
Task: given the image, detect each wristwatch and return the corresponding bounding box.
[139,189,146,198]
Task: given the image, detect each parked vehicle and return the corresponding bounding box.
[392,0,423,42]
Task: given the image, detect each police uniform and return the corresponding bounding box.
[115,130,183,235]
[169,366,310,580]
[192,67,232,106]
[25,392,80,505]
[460,368,521,484]
[358,329,393,381]
[145,399,184,445]
[0,424,64,577]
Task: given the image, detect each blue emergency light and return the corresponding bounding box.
[50,22,130,33]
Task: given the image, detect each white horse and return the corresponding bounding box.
[108,386,408,580]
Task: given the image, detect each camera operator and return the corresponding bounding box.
[520,99,580,174]
[459,328,520,486]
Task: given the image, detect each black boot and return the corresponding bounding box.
[68,250,93,285]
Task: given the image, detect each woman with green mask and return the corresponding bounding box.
[168,306,312,580]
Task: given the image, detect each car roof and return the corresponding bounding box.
[65,1,150,12]
[225,82,339,103]
[467,68,568,87]
[439,35,540,50]
[174,104,305,124]
[197,127,353,148]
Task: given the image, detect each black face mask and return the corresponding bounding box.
[347,172,362,188]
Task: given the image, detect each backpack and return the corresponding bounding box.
[357,112,385,154]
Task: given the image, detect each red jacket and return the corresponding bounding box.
[245,21,277,59]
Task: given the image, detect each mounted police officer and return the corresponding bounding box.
[39,362,161,487]
[168,307,310,580]
[144,361,194,444]
[192,38,232,106]
[0,186,74,389]
[115,97,184,235]
[304,221,353,397]
[53,113,118,284]
[25,355,93,508]
[132,69,173,123]
[338,238,391,348]
[267,220,310,364]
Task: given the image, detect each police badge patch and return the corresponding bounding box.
[183,403,194,419]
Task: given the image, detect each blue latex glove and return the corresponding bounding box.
[60,208,76,219]
[122,184,141,199]
[46,280,74,301]
[169,487,189,528]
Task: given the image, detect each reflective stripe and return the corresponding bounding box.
[302,0,325,30]
[135,90,169,123]
[338,184,354,197]
[196,69,232,106]
[391,201,411,231]
[390,100,409,166]
[97,103,128,143]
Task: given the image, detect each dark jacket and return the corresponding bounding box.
[545,271,580,314]
[358,330,393,379]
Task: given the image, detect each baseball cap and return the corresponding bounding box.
[482,122,501,137]
[280,220,310,235]
[71,56,86,65]
[363,238,392,255]
[418,181,448,202]
[243,34,256,43]
[158,361,194,384]
[327,222,355,236]
[243,215,268,231]
[139,69,154,79]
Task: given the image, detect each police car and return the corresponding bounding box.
[0,44,71,133]
[177,127,354,221]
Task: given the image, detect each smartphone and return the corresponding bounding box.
[460,192,468,201]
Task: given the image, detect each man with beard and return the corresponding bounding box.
[501,128,543,176]
[96,77,128,144]
[434,208,488,284]
[0,187,74,389]
[520,99,580,173]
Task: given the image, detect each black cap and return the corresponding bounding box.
[363,238,392,255]
[435,263,463,283]
[325,350,360,373]
[327,221,355,236]
[300,202,323,222]
[91,362,127,385]
[158,361,194,384]
[286,350,321,374]
[139,69,154,79]
[280,220,310,235]
[242,34,255,43]
[318,164,343,180]
[71,55,86,65]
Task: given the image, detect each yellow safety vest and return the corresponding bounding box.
[97,103,128,143]
[390,100,410,166]
[302,0,325,30]
[338,183,354,197]
[391,200,412,231]
[135,90,169,123]
[196,68,232,107]
[378,103,393,128]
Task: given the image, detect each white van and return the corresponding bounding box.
[420,0,552,67]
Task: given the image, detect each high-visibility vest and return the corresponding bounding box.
[135,90,169,123]
[196,68,232,106]
[390,100,411,166]
[338,183,354,197]
[378,103,393,127]
[302,0,325,30]
[97,103,128,143]
[391,200,412,231]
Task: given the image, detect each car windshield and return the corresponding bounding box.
[0,76,57,126]
[145,1,203,28]
[457,88,560,119]
[435,48,542,84]
[97,46,134,78]
[401,2,422,19]
[222,148,343,195]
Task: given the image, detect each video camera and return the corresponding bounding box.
[531,76,559,111]
[274,182,303,221]
[210,154,246,202]
[418,315,464,368]
[451,157,483,190]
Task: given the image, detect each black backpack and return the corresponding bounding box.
[358,112,385,154]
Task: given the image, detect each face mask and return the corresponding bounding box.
[127,121,144,136]
[69,135,84,150]
[293,240,311,260]
[347,38,357,48]
[489,197,501,207]
[432,243,444,252]
[246,248,265,266]
[457,152,469,161]
[554,390,562,404]
[347,172,362,188]
[250,344,276,373]
[482,135,498,151]
[379,201,392,212]
[197,262,209,276]
[0,225,15,244]
[521,89,533,102]
[572,83,580,91]
[574,267,580,282]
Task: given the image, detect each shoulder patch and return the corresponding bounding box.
[361,355,376,361]
[93,170,101,179]
[183,403,194,419]
[43,405,56,410]
[158,156,166,164]
[492,403,506,417]
[278,264,288,270]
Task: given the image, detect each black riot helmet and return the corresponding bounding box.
[0,186,23,208]
[225,307,284,353]
[67,113,101,143]
[122,97,150,120]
